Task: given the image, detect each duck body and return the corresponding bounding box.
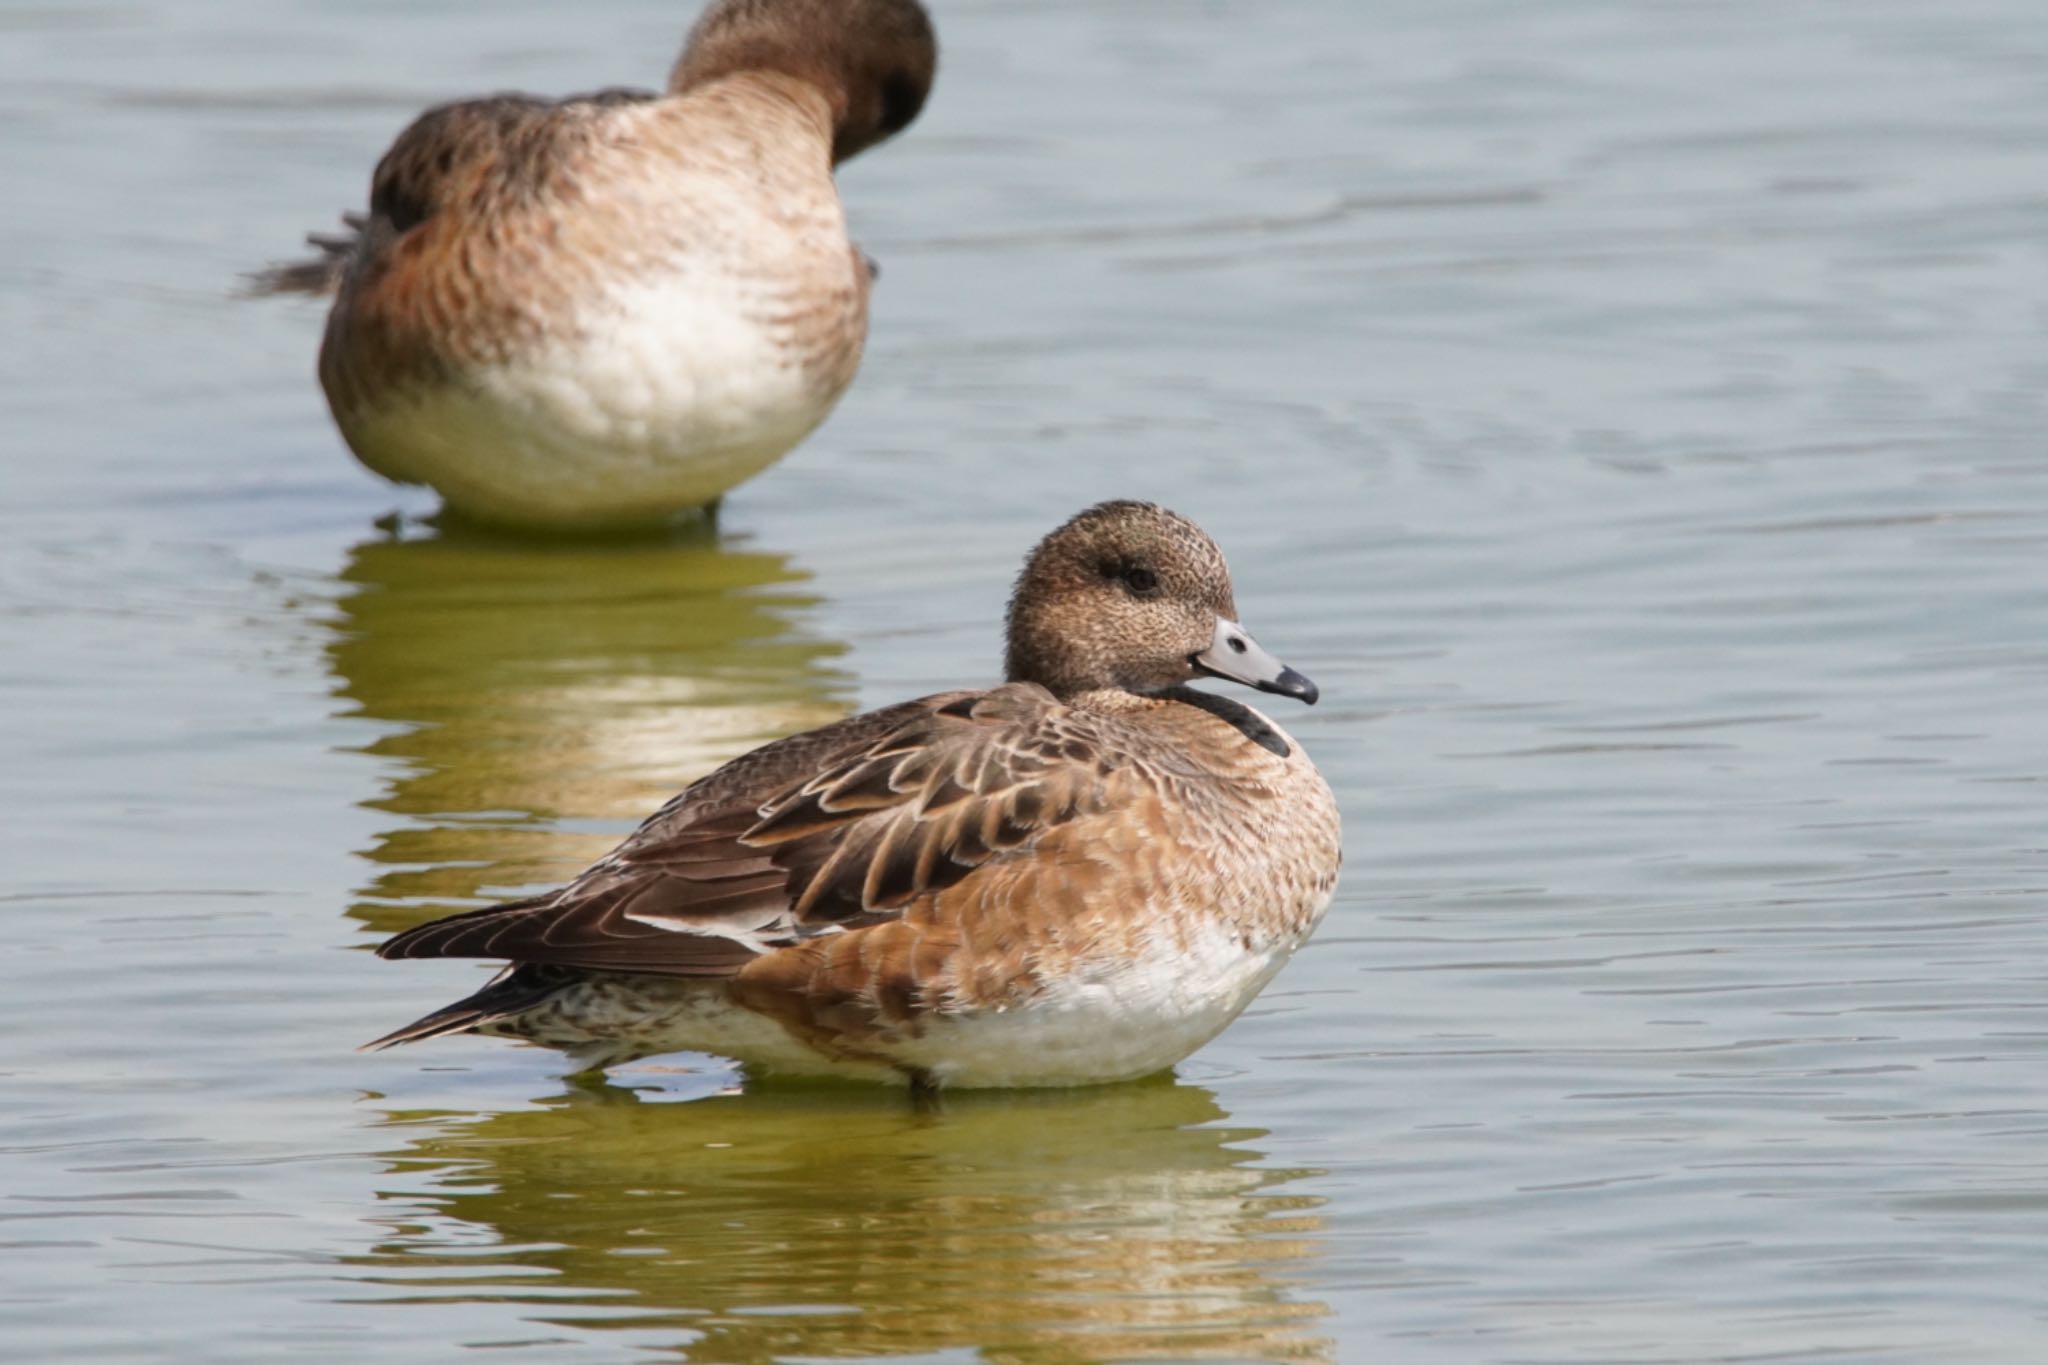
[265,0,936,530]
[369,502,1342,1089]
[415,685,1339,1087]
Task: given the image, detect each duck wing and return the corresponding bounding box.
[374,684,1125,977]
[248,88,655,296]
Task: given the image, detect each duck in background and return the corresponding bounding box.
[258,0,937,531]
[366,502,1342,1092]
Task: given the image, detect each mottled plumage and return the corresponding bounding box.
[368,502,1343,1088]
[257,0,937,529]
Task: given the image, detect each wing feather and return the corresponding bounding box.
[251,88,655,296]
[375,685,1130,977]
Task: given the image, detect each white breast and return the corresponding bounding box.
[888,918,1311,1089]
[344,267,857,528]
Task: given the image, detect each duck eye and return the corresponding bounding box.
[1124,566,1160,596]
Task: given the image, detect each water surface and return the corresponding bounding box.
[4,0,2047,1359]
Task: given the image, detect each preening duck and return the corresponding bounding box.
[260,0,937,530]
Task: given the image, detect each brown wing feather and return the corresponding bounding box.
[367,89,655,235]
[375,685,1125,976]
[249,88,655,297]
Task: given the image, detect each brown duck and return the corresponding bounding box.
[260,0,937,530]
[368,502,1342,1089]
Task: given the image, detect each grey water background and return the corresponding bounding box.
[5,0,2047,1359]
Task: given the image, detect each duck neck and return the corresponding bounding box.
[666,70,837,157]
[1058,687,1165,717]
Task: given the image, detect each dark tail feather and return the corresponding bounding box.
[243,216,368,298]
[360,963,569,1052]
[245,257,343,297]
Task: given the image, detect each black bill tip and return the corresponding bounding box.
[1257,667,1319,706]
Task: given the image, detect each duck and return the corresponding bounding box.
[257,0,938,531]
[366,501,1343,1090]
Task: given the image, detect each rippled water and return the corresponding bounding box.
[5,0,2048,1359]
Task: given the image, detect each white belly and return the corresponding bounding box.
[900,929,1300,1089]
[341,271,857,529]
[506,918,1309,1089]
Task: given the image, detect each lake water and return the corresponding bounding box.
[5,0,2047,1359]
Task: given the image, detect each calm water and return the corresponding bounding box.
[5,0,2048,1359]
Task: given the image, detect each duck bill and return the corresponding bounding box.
[1192,617,1319,705]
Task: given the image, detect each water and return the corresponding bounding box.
[4,0,2047,1358]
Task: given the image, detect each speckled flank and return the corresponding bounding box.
[485,900,1318,1089]
[479,974,898,1081]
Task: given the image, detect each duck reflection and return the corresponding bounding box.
[326,524,849,935]
[360,1079,1331,1362]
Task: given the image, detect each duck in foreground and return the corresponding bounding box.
[258,0,937,531]
[367,502,1342,1089]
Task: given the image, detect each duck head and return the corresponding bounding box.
[670,0,938,163]
[1004,500,1318,705]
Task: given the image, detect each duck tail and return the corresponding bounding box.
[242,214,369,298]
[359,963,568,1052]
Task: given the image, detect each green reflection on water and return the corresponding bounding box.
[324,524,851,934]
[362,1078,1330,1362]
